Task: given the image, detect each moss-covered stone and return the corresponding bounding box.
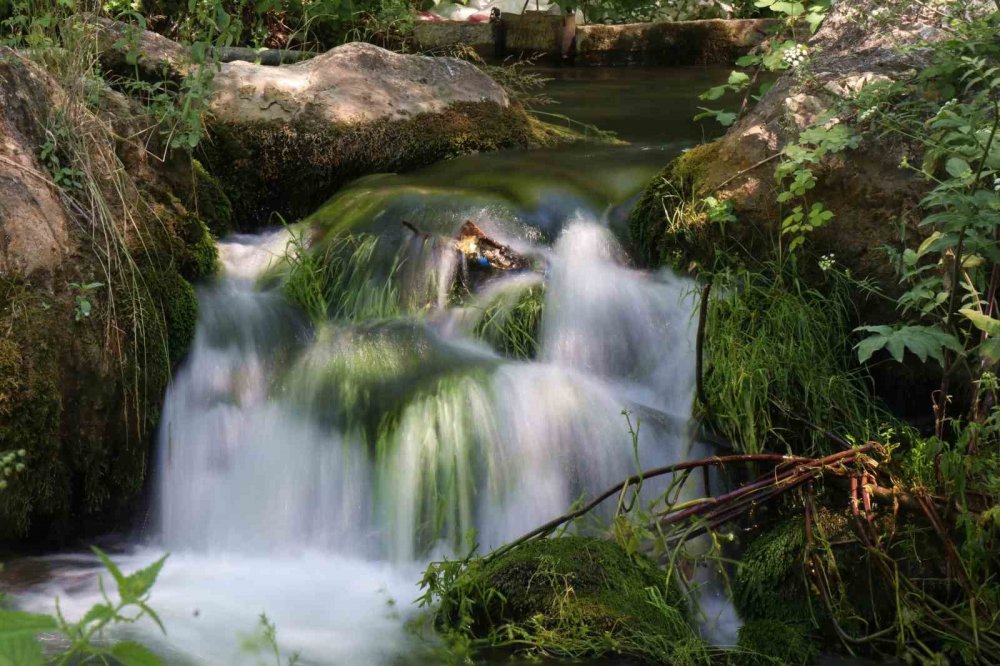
[0,267,175,543]
[0,43,213,546]
[629,141,725,269]
[737,619,818,666]
[154,269,199,367]
[189,159,234,237]
[437,536,703,663]
[198,101,539,230]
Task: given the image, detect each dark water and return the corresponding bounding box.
[536,65,732,144]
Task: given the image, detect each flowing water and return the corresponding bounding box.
[7,66,737,664]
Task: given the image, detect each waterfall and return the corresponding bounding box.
[159,219,697,560]
[11,79,735,660]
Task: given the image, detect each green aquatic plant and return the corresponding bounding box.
[282,229,402,324]
[472,284,545,360]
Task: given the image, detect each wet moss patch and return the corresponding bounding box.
[433,536,705,663]
[737,619,818,666]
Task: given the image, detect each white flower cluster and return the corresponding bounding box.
[994,176,1000,193]
[859,107,877,122]
[0,448,26,490]
[783,44,809,68]
[870,6,890,20]
[819,253,836,272]
[940,98,959,113]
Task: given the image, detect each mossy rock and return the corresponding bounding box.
[0,180,210,546]
[629,141,724,269]
[0,270,173,543]
[189,159,234,237]
[198,101,539,231]
[733,510,913,655]
[736,619,817,666]
[152,269,199,367]
[438,536,704,663]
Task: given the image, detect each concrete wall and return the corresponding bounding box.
[411,16,776,66]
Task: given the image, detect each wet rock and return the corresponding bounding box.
[0,48,214,545]
[454,220,528,273]
[629,0,972,309]
[0,49,73,276]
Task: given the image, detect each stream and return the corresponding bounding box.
[6,66,737,665]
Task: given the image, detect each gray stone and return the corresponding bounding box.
[207,41,509,126]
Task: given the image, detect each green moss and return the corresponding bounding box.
[736,619,817,666]
[153,269,199,367]
[190,159,234,237]
[0,199,207,545]
[0,270,175,543]
[734,519,814,626]
[198,101,537,230]
[178,213,218,280]
[437,536,704,663]
[0,286,65,540]
[629,141,722,268]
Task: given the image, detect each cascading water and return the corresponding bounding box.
[10,66,742,664]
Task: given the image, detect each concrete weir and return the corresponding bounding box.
[411,14,775,66]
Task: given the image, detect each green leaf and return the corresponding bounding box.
[0,633,45,666]
[945,156,971,178]
[0,610,57,637]
[80,602,115,628]
[727,70,750,86]
[92,547,128,595]
[960,309,1000,337]
[855,336,886,365]
[110,641,165,666]
[854,325,963,366]
[700,85,728,101]
[120,554,169,603]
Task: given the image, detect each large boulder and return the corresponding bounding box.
[79,16,547,230]
[0,54,73,275]
[629,1,957,300]
[207,41,509,126]
[199,41,541,229]
[0,47,214,544]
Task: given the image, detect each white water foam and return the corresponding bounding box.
[18,217,718,664]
